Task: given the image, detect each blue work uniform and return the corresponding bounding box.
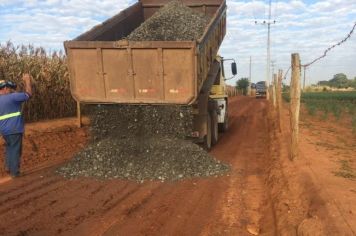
[0,92,30,177]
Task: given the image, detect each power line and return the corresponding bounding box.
[273,0,278,22]
[252,0,258,22]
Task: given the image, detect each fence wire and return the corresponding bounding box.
[302,22,356,68]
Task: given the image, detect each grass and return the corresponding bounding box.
[334,160,356,180]
[283,91,356,131]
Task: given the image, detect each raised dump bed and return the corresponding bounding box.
[64,0,226,104]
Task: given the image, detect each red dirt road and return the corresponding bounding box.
[0,96,275,236]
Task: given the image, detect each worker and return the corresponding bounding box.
[0,74,32,179]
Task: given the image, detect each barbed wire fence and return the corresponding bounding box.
[283,22,356,161]
[302,22,356,68]
[282,21,356,81]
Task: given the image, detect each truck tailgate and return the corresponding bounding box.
[65,41,197,104]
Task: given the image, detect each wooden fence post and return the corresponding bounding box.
[277,69,283,132]
[290,53,301,160]
[77,101,82,128]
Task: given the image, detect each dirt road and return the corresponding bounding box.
[0,96,276,236]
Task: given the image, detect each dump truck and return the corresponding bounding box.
[255,81,267,98]
[64,0,236,149]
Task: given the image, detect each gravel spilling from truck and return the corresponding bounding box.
[89,105,194,141]
[127,0,210,41]
[57,105,230,182]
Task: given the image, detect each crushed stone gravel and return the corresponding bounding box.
[57,105,230,182]
[127,0,210,41]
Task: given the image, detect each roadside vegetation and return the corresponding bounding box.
[283,91,356,132]
[235,77,249,95]
[302,92,356,120]
[282,72,356,133]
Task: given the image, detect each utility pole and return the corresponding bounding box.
[303,66,306,90]
[271,60,276,79]
[267,0,271,87]
[255,0,276,100]
[248,56,252,96]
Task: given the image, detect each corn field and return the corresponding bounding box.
[0,41,76,122]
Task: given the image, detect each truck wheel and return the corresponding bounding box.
[218,107,228,132]
[204,113,212,150]
[211,111,218,145]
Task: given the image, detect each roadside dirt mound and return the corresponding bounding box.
[57,104,230,182]
[127,0,210,41]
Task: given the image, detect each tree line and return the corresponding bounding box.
[318,73,356,89]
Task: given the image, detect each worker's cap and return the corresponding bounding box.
[6,81,17,89]
[0,80,17,89]
[0,80,6,89]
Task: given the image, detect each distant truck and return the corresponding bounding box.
[255,81,267,98]
[64,0,236,149]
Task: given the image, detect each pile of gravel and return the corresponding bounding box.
[57,105,230,182]
[57,136,230,182]
[127,0,210,41]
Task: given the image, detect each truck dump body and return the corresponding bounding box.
[64,0,226,104]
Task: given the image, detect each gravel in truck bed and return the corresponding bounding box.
[127,0,210,41]
[57,105,230,182]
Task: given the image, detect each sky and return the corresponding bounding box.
[0,0,355,86]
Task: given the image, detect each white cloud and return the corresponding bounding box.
[0,0,355,84]
[223,0,356,84]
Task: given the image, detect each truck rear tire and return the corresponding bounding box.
[204,113,212,150]
[211,111,218,145]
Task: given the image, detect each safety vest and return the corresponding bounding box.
[0,111,21,121]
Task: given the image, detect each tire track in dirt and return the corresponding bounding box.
[200,98,275,235]
[0,178,68,215]
[103,182,187,235]
[0,175,62,205]
[103,179,226,236]
[0,181,105,232]
[60,184,143,233]
[6,181,127,228]
[66,182,164,236]
[0,179,138,235]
